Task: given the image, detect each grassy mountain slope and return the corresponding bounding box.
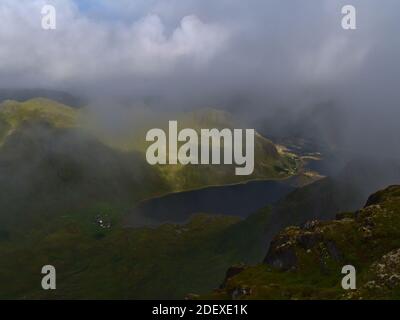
[0,99,299,194]
[0,97,305,299]
[0,98,78,143]
[0,89,84,107]
[206,185,400,300]
[0,98,78,128]
[148,108,299,192]
[0,98,300,229]
[91,107,300,192]
[0,99,168,231]
[0,209,273,299]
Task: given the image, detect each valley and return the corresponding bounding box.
[125,178,297,227]
[0,95,399,300]
[1,0,399,303]
[204,185,400,300]
[0,96,305,299]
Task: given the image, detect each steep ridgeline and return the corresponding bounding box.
[208,185,400,300]
[0,98,168,229]
[0,98,298,229]
[138,108,300,192]
[0,98,300,196]
[0,89,84,107]
[0,98,78,144]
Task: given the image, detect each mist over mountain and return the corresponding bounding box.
[0,89,84,107]
[0,0,398,231]
[0,1,400,300]
[1,0,399,168]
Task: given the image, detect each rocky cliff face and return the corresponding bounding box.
[207,185,400,300]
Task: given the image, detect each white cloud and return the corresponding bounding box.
[0,0,229,85]
[297,35,369,83]
[0,0,396,108]
[120,14,229,75]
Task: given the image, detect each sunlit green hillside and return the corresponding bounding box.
[0,98,78,143]
[0,98,300,193]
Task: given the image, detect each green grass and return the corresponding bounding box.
[0,99,299,193]
[0,209,273,299]
[206,185,400,300]
[0,98,78,128]
[0,98,303,299]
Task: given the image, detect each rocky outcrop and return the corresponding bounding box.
[219,265,247,289]
[208,185,400,300]
[344,248,400,300]
[263,222,342,272]
[369,249,400,290]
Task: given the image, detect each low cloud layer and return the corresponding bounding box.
[0,0,399,157]
[0,1,386,93]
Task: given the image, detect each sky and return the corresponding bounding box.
[1,0,393,94]
[0,0,399,156]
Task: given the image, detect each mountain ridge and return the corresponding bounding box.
[0,98,301,193]
[205,185,400,300]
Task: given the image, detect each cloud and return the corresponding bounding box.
[0,1,399,132]
[0,0,228,87]
[120,14,229,75]
[0,0,399,167]
[297,35,369,83]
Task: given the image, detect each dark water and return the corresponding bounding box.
[126,179,296,227]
